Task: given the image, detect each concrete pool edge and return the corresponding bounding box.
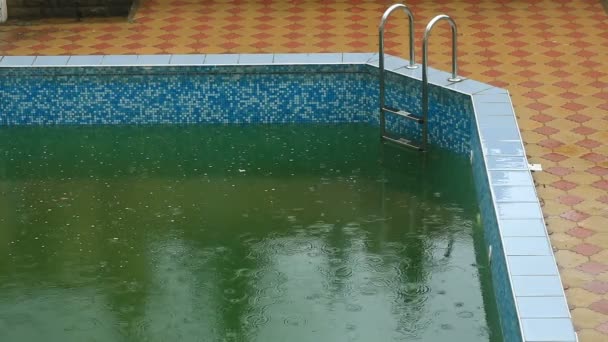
[0,53,577,342]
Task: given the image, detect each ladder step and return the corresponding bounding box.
[382,107,423,123]
[381,135,424,151]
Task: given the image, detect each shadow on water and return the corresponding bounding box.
[0,124,501,341]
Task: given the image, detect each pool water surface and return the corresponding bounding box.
[0,124,501,341]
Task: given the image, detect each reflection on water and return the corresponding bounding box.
[0,124,501,341]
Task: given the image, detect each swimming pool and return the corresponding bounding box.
[0,53,576,342]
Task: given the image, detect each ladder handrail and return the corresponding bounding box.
[421,14,463,150]
[379,3,417,138]
[378,4,417,71]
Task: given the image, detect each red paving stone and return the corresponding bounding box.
[567,227,595,239]
[546,166,574,177]
[558,195,585,206]
[590,299,608,315]
[584,281,608,295]
[552,180,578,191]
[561,210,590,223]
[572,243,602,257]
[578,262,608,276]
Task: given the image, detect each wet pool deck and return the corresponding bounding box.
[0,0,607,340]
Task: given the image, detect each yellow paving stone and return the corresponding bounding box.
[555,249,589,268]
[563,172,602,186]
[518,120,544,135]
[132,46,167,55]
[571,308,607,329]
[583,233,608,248]
[524,145,549,161]
[561,267,595,289]
[596,272,608,284]
[537,186,566,201]
[545,216,577,234]
[566,287,601,308]
[570,187,607,201]
[575,202,607,218]
[542,202,574,217]
[551,233,584,251]
[553,144,589,159]
[558,157,595,170]
[590,249,608,264]
[530,171,560,186]
[592,144,608,158]
[554,132,590,146]
[576,328,607,342]
[580,215,608,231]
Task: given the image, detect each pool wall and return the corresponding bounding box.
[0,54,470,154]
[0,53,576,342]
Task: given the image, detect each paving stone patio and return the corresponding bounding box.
[0,0,606,340]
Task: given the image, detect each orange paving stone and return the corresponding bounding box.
[0,0,607,340]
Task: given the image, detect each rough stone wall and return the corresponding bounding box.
[6,0,133,19]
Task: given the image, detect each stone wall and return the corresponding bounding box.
[6,0,133,19]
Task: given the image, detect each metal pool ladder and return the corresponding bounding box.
[379,5,463,151]
[379,3,421,151]
[421,14,463,149]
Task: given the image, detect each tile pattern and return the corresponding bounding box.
[0,59,471,154]
[0,63,373,125]
[471,84,575,341]
[0,0,607,340]
[471,123,523,342]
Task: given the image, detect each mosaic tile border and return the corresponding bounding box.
[0,53,576,342]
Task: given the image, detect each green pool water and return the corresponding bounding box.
[0,124,501,342]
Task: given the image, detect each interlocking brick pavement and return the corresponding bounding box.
[0,0,606,340]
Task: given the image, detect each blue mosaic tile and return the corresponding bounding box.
[380,68,472,154]
[0,66,374,125]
